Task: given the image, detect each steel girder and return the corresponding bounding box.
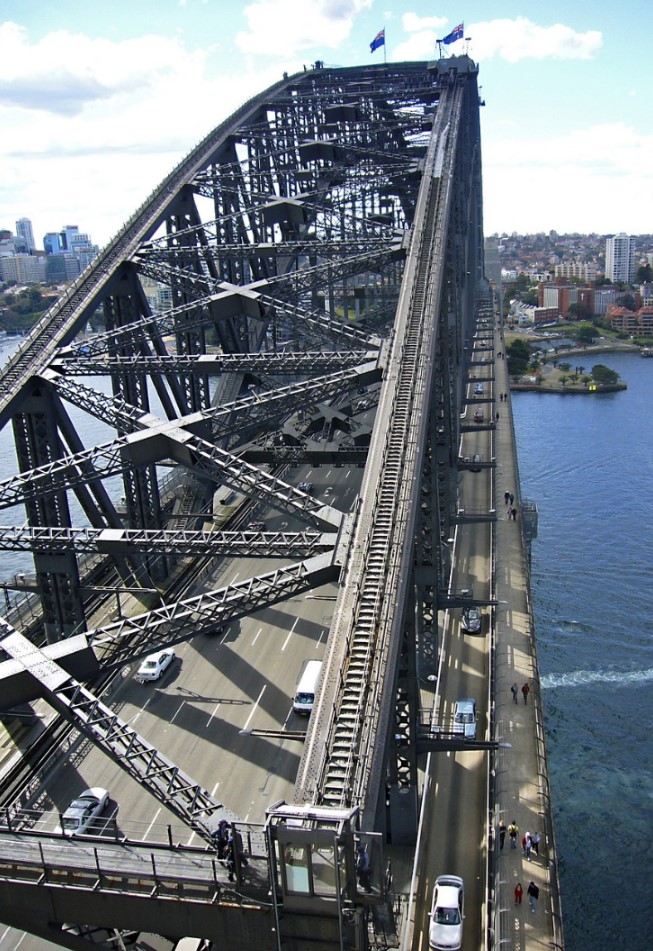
[0,58,484,948]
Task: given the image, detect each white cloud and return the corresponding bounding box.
[483,122,652,234]
[402,13,446,33]
[0,21,208,116]
[235,0,373,55]
[469,17,602,63]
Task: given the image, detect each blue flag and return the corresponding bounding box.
[442,23,464,45]
[370,28,385,53]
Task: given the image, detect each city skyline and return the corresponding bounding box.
[1,0,652,250]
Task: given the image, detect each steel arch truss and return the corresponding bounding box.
[0,58,485,948]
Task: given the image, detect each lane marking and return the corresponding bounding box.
[243,685,266,731]
[143,807,161,840]
[206,702,221,729]
[170,701,185,724]
[252,627,262,646]
[281,617,299,652]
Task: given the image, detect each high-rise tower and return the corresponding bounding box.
[15,217,35,252]
[605,233,635,283]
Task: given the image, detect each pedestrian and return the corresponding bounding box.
[495,411,500,422]
[213,819,230,859]
[504,491,510,505]
[522,682,530,704]
[531,832,540,856]
[521,832,529,855]
[527,881,539,913]
[499,819,507,849]
[525,833,532,861]
[509,493,514,505]
[356,844,372,893]
[508,820,519,848]
[511,682,518,703]
[514,882,523,905]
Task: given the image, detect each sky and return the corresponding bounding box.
[1,0,652,251]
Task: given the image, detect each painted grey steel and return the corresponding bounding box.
[0,58,485,947]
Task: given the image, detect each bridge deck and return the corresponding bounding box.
[490,320,563,950]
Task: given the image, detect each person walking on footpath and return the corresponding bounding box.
[504,491,510,506]
[527,881,539,913]
[509,492,514,505]
[531,832,541,856]
[508,820,519,848]
[511,682,519,703]
[515,882,523,905]
[499,819,507,849]
[521,682,530,704]
[525,833,532,861]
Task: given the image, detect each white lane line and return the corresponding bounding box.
[206,702,221,729]
[170,701,185,724]
[281,616,299,652]
[252,627,262,646]
[211,781,221,798]
[143,807,161,840]
[243,685,266,731]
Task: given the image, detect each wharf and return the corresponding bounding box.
[493,321,564,949]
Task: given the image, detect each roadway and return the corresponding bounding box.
[0,406,372,951]
[413,325,496,951]
[0,348,500,951]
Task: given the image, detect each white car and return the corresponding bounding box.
[59,787,110,836]
[429,875,464,950]
[136,647,176,682]
[453,698,477,740]
[474,382,484,394]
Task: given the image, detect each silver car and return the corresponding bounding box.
[453,698,477,740]
[59,787,110,835]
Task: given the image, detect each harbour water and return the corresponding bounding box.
[511,351,653,950]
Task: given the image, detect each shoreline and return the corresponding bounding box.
[508,340,642,394]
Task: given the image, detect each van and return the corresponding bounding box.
[473,409,484,423]
[293,660,323,715]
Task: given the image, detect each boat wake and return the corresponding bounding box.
[542,667,653,689]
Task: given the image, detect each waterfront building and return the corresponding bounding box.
[605,233,635,283]
[538,282,594,318]
[606,304,653,336]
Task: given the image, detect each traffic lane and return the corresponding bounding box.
[417,747,487,951]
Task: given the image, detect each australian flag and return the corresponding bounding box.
[442,23,464,45]
[370,28,385,53]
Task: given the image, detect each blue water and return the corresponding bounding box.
[512,352,653,950]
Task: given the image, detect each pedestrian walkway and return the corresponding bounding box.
[492,323,564,949]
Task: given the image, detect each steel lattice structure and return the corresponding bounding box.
[0,58,484,950]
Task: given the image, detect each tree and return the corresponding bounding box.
[506,339,531,376]
[567,302,591,320]
[636,263,652,283]
[577,325,598,345]
[591,364,620,385]
[616,292,636,311]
